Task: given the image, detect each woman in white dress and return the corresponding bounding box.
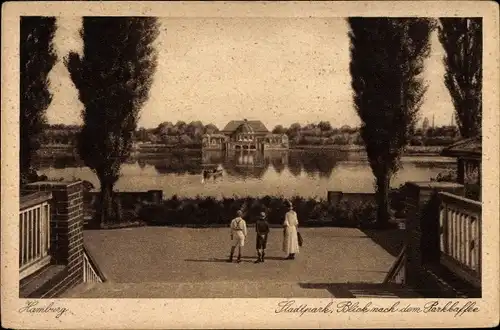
[282,201,299,260]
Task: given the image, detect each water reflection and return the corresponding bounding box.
[35,149,453,180]
[35,150,456,197]
[33,155,83,169]
[224,151,269,179]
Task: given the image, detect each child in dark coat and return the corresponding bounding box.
[254,212,270,263]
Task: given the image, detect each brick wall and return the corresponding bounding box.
[24,181,85,297]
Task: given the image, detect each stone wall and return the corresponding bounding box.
[84,190,163,208]
[327,191,376,205]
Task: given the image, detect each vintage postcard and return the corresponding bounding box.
[1,1,499,328]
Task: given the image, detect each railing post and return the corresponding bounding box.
[478,215,482,281]
[24,181,85,290]
[464,214,470,268]
[19,193,53,280]
[45,203,50,255]
[437,192,482,289]
[441,200,447,255]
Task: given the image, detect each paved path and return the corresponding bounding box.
[64,227,409,298]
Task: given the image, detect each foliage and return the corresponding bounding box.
[42,121,459,149]
[410,136,458,146]
[135,121,219,146]
[65,17,160,225]
[431,169,458,182]
[272,125,287,134]
[39,124,80,145]
[90,194,378,228]
[20,17,57,184]
[465,184,480,201]
[438,18,482,138]
[348,18,433,226]
[430,169,480,201]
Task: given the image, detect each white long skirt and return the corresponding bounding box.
[283,226,299,254]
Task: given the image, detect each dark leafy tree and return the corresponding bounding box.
[348,18,433,227]
[65,17,160,225]
[272,125,286,134]
[204,123,219,134]
[288,123,301,133]
[318,121,332,132]
[20,17,57,184]
[438,18,482,138]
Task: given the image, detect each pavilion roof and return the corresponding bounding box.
[441,136,481,159]
[221,120,269,133]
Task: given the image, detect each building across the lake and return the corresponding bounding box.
[202,119,289,151]
[441,135,481,201]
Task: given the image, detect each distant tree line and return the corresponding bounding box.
[410,125,460,146]
[39,121,460,148]
[135,121,219,147]
[39,124,80,145]
[273,121,459,147]
[272,122,363,146]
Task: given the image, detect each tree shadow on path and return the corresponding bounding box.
[361,227,405,257]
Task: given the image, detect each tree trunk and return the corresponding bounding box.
[375,173,390,228]
[99,180,115,226]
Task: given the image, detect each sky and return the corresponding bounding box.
[47,17,454,130]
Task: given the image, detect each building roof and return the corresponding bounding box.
[235,121,255,134]
[441,136,481,159]
[202,133,227,138]
[221,119,269,133]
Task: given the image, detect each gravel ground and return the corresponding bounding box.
[62,227,410,298]
[83,227,396,284]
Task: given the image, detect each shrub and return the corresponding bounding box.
[410,136,424,146]
[84,191,385,228]
[131,195,377,228]
[422,136,457,146]
[431,169,457,182]
[330,200,374,227]
[389,185,408,218]
[465,184,480,201]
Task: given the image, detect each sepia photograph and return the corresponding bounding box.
[2,1,499,329]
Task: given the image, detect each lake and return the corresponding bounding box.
[36,150,456,199]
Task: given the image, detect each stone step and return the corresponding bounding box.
[61,282,98,298]
[62,280,420,299]
[20,264,66,298]
[419,264,481,298]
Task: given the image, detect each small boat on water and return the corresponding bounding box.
[201,165,223,183]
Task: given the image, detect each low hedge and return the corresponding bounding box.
[127,195,380,228]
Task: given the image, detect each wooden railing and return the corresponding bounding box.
[19,192,52,280]
[384,244,407,285]
[439,192,482,288]
[83,245,106,283]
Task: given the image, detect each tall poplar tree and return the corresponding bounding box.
[438,18,482,138]
[20,16,57,184]
[348,18,433,227]
[65,17,160,224]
